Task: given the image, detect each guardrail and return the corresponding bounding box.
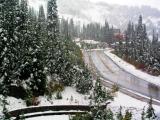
[9,104,109,119]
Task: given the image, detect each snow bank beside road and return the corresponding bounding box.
[104,49,160,86]
[110,91,160,119]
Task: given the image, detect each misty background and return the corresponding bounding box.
[29,0,160,37]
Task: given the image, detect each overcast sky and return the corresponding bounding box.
[28,0,47,11]
[90,0,160,9]
[28,0,160,10]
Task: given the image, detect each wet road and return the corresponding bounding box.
[83,50,160,101]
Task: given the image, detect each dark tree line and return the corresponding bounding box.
[80,21,115,45]
[0,0,92,99]
[115,15,160,76]
[59,18,116,46]
[59,18,81,39]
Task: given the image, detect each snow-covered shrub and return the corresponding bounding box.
[116,106,123,120]
[55,92,62,100]
[123,110,132,120]
[25,96,40,106]
[111,84,119,94]
[46,81,64,98]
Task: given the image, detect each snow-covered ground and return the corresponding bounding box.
[0,95,26,112]
[73,38,80,42]
[0,87,89,120]
[81,39,100,44]
[104,49,160,86]
[0,87,90,112]
[110,91,160,120]
[73,38,100,47]
[26,115,69,120]
[0,86,160,120]
[39,87,90,106]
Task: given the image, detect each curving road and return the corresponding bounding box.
[83,49,160,104]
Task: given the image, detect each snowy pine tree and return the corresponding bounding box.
[0,0,20,93]
[116,15,160,76]
[146,98,157,119]
[75,65,93,94]
[23,7,46,96]
[93,78,113,104]
[91,79,114,120]
[123,110,132,120]
[0,0,93,99]
[38,5,46,27]
[117,106,123,120]
[14,0,29,81]
[46,0,60,80]
[141,107,145,120]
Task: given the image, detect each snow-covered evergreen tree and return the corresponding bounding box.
[0,0,19,90]
[0,0,5,83]
[146,98,157,119]
[38,5,46,26]
[75,65,93,94]
[141,107,145,120]
[91,79,114,120]
[59,18,69,37]
[116,15,160,76]
[38,5,47,60]
[117,106,123,120]
[24,7,46,96]
[0,0,93,99]
[46,0,60,79]
[123,110,132,120]
[0,0,47,97]
[93,79,113,104]
[14,0,28,81]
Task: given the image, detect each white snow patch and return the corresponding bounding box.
[73,38,81,42]
[0,87,89,114]
[33,58,37,62]
[4,96,26,111]
[0,28,2,33]
[39,87,90,106]
[110,91,160,119]
[26,115,69,120]
[82,39,100,44]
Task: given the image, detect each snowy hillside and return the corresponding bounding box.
[57,0,160,36]
[1,87,160,120]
